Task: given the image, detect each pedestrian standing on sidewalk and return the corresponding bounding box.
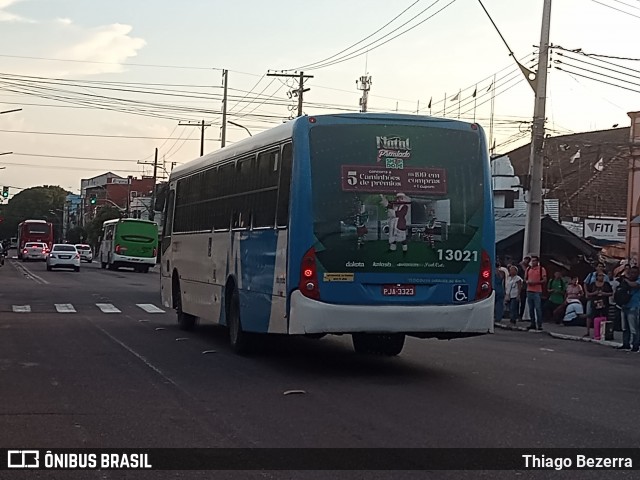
[585,273,613,338]
[583,262,610,324]
[494,263,506,323]
[517,256,531,320]
[546,270,567,322]
[525,255,547,331]
[505,265,523,326]
[619,266,640,352]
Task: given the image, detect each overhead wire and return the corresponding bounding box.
[301,0,458,71]
[293,0,424,70]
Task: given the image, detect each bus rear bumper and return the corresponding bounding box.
[112,254,156,266]
[288,290,495,335]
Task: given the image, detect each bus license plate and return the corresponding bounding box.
[382,285,415,296]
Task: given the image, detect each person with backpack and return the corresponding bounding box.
[614,266,639,351]
[525,255,547,331]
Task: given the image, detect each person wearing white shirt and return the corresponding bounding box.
[504,265,523,326]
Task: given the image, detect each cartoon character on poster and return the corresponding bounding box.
[423,207,437,248]
[380,193,411,253]
[346,197,369,249]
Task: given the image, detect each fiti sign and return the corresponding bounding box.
[583,217,626,242]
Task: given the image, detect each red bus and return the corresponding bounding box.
[17,220,54,259]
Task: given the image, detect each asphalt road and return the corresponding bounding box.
[1,253,638,480]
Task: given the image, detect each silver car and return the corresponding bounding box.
[22,242,49,261]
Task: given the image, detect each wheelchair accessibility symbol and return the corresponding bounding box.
[453,284,469,303]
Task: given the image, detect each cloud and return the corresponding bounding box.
[51,23,146,76]
[55,17,72,26]
[0,0,34,22]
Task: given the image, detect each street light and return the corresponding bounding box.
[228,121,252,137]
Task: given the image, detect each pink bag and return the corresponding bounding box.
[593,316,607,340]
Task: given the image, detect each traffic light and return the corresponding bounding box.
[89,194,97,205]
[1,186,8,198]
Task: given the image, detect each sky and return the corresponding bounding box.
[0,0,639,199]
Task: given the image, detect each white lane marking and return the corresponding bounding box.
[55,304,76,313]
[11,261,49,285]
[96,303,121,314]
[90,323,181,390]
[13,305,31,313]
[136,304,165,314]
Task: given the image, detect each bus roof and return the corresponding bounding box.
[19,219,50,225]
[170,113,479,181]
[102,218,157,226]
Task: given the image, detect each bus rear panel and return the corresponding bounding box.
[287,116,494,338]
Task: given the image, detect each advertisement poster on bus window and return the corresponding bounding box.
[309,124,486,275]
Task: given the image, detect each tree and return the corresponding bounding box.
[0,185,69,240]
[66,226,87,245]
[86,206,121,250]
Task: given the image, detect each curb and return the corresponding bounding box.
[494,322,622,348]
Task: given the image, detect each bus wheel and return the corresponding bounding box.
[352,333,405,356]
[175,284,196,331]
[228,289,252,354]
[101,262,106,269]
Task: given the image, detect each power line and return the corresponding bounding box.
[295,0,457,71]
[551,44,640,62]
[0,53,222,71]
[0,128,206,140]
[589,0,640,19]
[293,0,424,70]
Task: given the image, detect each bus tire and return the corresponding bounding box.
[142,266,149,273]
[101,261,106,269]
[228,289,252,354]
[174,280,196,331]
[352,333,405,356]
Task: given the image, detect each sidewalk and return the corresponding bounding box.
[495,319,624,348]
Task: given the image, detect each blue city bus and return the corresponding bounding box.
[160,113,495,355]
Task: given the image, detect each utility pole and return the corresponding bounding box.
[267,71,313,117]
[356,75,372,112]
[178,120,211,156]
[221,69,229,147]
[149,148,158,222]
[522,0,552,259]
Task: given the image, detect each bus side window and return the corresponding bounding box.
[162,189,175,253]
[276,143,293,227]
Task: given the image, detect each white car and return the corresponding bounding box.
[22,242,49,261]
[46,244,81,272]
[75,244,93,263]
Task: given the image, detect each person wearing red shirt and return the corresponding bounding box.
[525,255,547,331]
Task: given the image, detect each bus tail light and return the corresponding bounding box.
[476,250,492,301]
[299,247,320,300]
[115,244,127,254]
[153,247,157,257]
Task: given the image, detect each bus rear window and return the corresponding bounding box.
[309,123,485,275]
[121,235,154,243]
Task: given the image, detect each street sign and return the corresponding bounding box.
[583,217,626,242]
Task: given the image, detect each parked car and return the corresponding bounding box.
[46,244,81,272]
[75,244,93,263]
[22,242,49,261]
